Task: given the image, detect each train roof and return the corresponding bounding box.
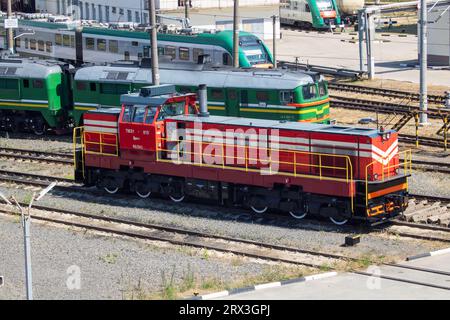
[74,64,317,90]
[168,114,390,137]
[0,58,66,78]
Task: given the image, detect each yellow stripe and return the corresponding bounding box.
[207,106,225,111]
[241,105,329,115]
[0,102,48,109]
[75,106,97,111]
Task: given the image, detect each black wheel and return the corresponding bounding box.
[168,181,185,203]
[135,182,151,198]
[288,200,308,219]
[32,121,47,136]
[329,216,348,225]
[251,205,268,214]
[104,186,119,194]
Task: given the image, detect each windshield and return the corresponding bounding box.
[316,0,334,11]
[239,35,271,65]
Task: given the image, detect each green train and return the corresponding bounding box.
[0,58,330,134]
[0,18,274,68]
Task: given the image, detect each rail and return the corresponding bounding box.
[156,137,355,212]
[365,150,412,206]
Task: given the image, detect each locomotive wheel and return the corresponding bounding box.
[135,183,151,198]
[251,205,268,214]
[169,194,185,203]
[329,216,348,226]
[289,209,307,219]
[104,186,119,194]
[168,181,185,203]
[32,122,47,136]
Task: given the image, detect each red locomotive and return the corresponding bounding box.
[74,85,411,225]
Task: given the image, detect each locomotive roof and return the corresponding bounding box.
[0,59,64,78]
[168,115,392,137]
[74,64,316,90]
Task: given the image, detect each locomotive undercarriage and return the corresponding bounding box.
[82,166,360,225]
[0,110,48,135]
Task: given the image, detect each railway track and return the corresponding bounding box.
[330,95,448,119]
[0,169,76,189]
[411,159,450,174]
[0,147,73,165]
[329,82,447,105]
[399,134,446,148]
[0,201,355,269]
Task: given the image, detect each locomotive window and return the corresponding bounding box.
[15,38,20,48]
[109,40,119,53]
[302,84,316,100]
[223,53,232,66]
[318,82,327,96]
[131,41,139,47]
[144,107,157,124]
[90,83,97,91]
[55,34,62,46]
[157,102,186,121]
[38,40,45,52]
[86,38,95,50]
[241,90,248,103]
[193,48,204,62]
[164,46,176,59]
[100,83,115,94]
[179,47,190,61]
[46,41,52,53]
[33,80,44,89]
[76,82,86,91]
[23,79,29,88]
[0,79,18,90]
[97,39,106,51]
[211,89,224,100]
[133,106,146,123]
[256,91,270,102]
[122,105,133,122]
[280,91,294,104]
[228,90,237,100]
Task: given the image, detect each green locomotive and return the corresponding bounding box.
[0,58,330,134]
[72,61,330,126]
[0,59,73,135]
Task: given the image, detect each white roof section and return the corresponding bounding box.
[74,65,316,90]
[0,59,63,78]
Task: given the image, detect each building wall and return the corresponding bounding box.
[35,0,279,22]
[428,3,450,66]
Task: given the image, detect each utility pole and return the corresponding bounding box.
[272,15,277,69]
[148,0,160,85]
[233,0,240,68]
[357,9,365,72]
[419,0,428,124]
[184,0,189,20]
[7,0,14,54]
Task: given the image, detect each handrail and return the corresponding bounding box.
[157,137,355,212]
[72,126,85,179]
[365,149,412,206]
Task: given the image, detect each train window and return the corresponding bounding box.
[25,38,29,49]
[111,7,116,13]
[23,79,29,88]
[97,39,106,51]
[228,90,238,100]
[63,35,70,47]
[164,46,176,59]
[109,40,119,53]
[131,41,139,47]
[305,4,310,12]
[38,40,45,52]
[138,52,143,59]
[143,46,150,57]
[211,89,224,100]
[124,51,130,61]
[76,82,86,91]
[223,53,232,66]
[144,107,157,124]
[318,82,327,96]
[241,90,248,103]
[46,42,52,53]
[179,47,190,61]
[280,91,294,104]
[256,91,270,102]
[30,39,36,50]
[86,38,95,50]
[193,48,204,63]
[70,36,75,48]
[157,47,164,56]
[133,106,146,123]
[157,101,185,121]
[100,83,115,94]
[116,84,129,94]
[122,105,133,122]
[90,83,96,91]
[302,84,316,100]
[55,34,62,46]
[15,38,20,48]
[33,80,44,89]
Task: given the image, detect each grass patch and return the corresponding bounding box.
[99,253,118,264]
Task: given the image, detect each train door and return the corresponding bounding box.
[225,89,240,117]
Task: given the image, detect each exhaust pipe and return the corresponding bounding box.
[198,84,209,117]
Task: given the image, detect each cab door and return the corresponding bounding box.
[226,89,240,117]
[119,105,155,152]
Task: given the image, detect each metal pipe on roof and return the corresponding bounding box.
[198,84,209,117]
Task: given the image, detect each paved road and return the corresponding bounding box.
[216,252,450,300]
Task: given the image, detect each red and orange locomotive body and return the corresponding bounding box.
[74,85,411,225]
